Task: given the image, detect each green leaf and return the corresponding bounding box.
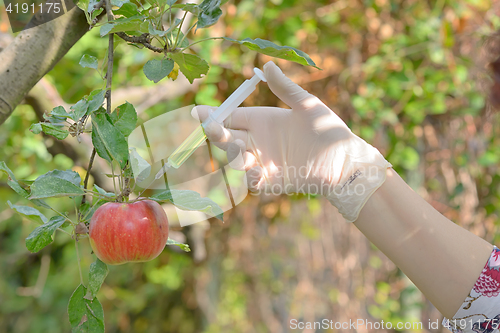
[93,184,115,197]
[91,7,104,21]
[150,190,172,201]
[223,37,320,69]
[80,200,106,222]
[86,259,108,300]
[87,0,99,12]
[69,99,89,121]
[79,54,99,70]
[148,22,168,37]
[150,189,223,221]
[100,23,115,37]
[110,102,137,137]
[29,123,42,134]
[171,3,200,15]
[170,53,209,83]
[111,0,129,7]
[50,106,70,119]
[167,28,188,48]
[68,285,105,333]
[8,201,48,225]
[76,0,89,13]
[32,107,68,133]
[0,161,30,198]
[143,59,174,83]
[91,112,129,168]
[166,238,191,252]
[167,0,177,6]
[30,177,85,199]
[197,0,222,29]
[113,2,138,17]
[79,202,92,220]
[25,216,66,252]
[100,15,147,37]
[36,170,82,186]
[38,123,68,140]
[87,90,106,114]
[129,148,151,182]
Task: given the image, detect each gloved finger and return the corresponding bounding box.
[263,61,321,111]
[205,121,249,150]
[227,137,259,168]
[246,166,264,192]
[194,105,252,130]
[191,105,214,122]
[223,107,256,130]
[227,140,246,170]
[243,151,259,171]
[263,161,283,188]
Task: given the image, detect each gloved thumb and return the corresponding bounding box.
[263,61,316,110]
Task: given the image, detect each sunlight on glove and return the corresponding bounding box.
[192,61,392,222]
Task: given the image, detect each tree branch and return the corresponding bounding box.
[0,8,90,125]
[116,32,164,53]
[104,0,114,113]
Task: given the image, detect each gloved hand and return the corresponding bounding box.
[193,61,392,222]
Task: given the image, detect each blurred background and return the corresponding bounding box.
[1,0,500,332]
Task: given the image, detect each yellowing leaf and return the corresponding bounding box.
[168,63,180,80]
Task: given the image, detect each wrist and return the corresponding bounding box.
[325,142,391,222]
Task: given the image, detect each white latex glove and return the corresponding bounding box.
[193,61,392,222]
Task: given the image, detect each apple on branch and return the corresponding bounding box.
[89,200,169,265]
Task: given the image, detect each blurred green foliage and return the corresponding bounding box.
[1,0,500,332]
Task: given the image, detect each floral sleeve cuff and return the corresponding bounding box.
[442,246,500,333]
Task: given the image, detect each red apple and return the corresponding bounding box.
[89,200,169,265]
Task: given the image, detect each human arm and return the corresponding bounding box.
[193,61,493,319]
[355,167,492,318]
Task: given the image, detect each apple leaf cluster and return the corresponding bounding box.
[79,0,318,84]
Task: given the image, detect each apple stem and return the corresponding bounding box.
[117,177,131,202]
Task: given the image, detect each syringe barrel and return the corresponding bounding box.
[203,75,260,126]
[168,68,266,170]
[167,125,207,169]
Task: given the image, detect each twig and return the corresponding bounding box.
[82,188,112,200]
[93,0,104,11]
[82,199,102,222]
[181,37,224,51]
[75,239,84,286]
[116,32,165,53]
[80,0,113,209]
[105,0,128,202]
[111,163,118,198]
[81,148,97,207]
[104,0,114,114]
[177,21,197,48]
[174,11,188,48]
[50,207,74,226]
[117,178,131,202]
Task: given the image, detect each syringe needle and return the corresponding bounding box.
[154,162,171,180]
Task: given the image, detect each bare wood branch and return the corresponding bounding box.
[0,8,90,125]
[116,32,164,53]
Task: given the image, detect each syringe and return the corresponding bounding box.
[155,67,267,179]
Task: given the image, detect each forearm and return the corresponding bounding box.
[354,168,493,318]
